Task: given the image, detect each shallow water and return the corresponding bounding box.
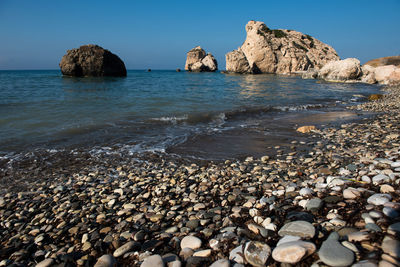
[0,70,380,160]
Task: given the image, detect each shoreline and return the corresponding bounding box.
[1,86,400,266]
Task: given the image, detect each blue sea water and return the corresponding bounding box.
[0,70,380,159]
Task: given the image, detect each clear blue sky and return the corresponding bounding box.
[0,0,399,70]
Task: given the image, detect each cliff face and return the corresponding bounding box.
[226,21,339,74]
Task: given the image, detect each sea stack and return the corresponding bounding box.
[185,46,218,72]
[59,44,127,77]
[225,21,339,74]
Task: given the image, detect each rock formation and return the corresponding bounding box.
[59,44,127,77]
[318,58,362,81]
[310,57,400,85]
[226,21,339,74]
[185,46,218,72]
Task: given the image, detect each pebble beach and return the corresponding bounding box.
[1,85,400,266]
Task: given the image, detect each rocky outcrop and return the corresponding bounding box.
[59,44,126,77]
[225,21,339,74]
[312,57,400,85]
[318,58,362,81]
[185,46,218,72]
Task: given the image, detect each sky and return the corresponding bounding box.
[0,0,399,70]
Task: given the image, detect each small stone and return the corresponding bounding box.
[193,249,211,257]
[347,231,370,242]
[365,223,382,232]
[305,198,323,212]
[343,188,361,199]
[180,236,202,250]
[229,245,244,264]
[82,241,92,251]
[272,241,316,264]
[113,241,138,257]
[299,188,314,196]
[318,233,354,267]
[185,256,211,266]
[150,214,164,223]
[36,258,54,267]
[278,220,315,238]
[383,207,399,218]
[244,241,271,267]
[367,194,392,206]
[94,255,116,267]
[352,260,378,267]
[372,174,390,185]
[277,235,301,247]
[382,238,400,259]
[297,126,316,133]
[209,259,230,267]
[141,255,164,267]
[380,184,395,193]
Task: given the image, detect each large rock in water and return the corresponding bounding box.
[226,20,339,74]
[185,46,218,72]
[59,44,127,77]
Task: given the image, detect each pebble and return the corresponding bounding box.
[180,236,202,250]
[113,241,138,257]
[140,255,164,267]
[244,241,271,267]
[209,259,230,267]
[343,187,361,199]
[299,188,314,196]
[94,255,116,267]
[372,174,390,185]
[388,222,400,235]
[318,233,354,267]
[272,241,316,264]
[347,231,370,242]
[278,220,315,238]
[305,198,323,211]
[367,194,392,206]
[229,245,244,264]
[193,249,211,257]
[381,238,400,259]
[35,258,54,267]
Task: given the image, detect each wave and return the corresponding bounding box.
[148,103,327,126]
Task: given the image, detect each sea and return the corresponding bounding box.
[0,70,381,162]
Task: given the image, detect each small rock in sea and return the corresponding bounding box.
[244,241,271,267]
[141,254,164,267]
[209,259,230,267]
[36,258,54,267]
[297,126,316,133]
[272,241,316,264]
[367,194,392,206]
[318,232,354,267]
[278,220,315,238]
[94,255,116,267]
[180,236,202,250]
[229,245,245,264]
[113,241,139,257]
